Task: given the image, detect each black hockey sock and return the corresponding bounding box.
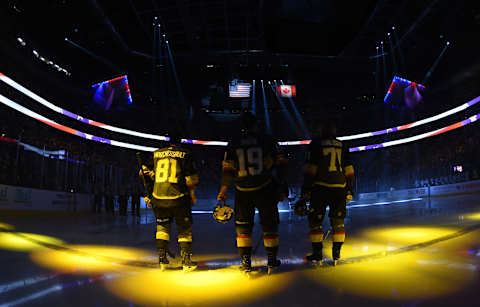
[179,242,192,255]
[312,242,323,255]
[266,246,278,259]
[156,239,168,250]
[238,246,252,258]
[332,242,343,260]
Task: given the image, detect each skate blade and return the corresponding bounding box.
[333,259,343,266]
[159,263,168,271]
[241,270,253,279]
[306,258,324,267]
[267,267,277,275]
[183,265,197,273]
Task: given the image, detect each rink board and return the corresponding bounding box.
[0,184,91,212]
[358,179,480,202]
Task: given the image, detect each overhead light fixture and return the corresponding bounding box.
[32,50,39,57]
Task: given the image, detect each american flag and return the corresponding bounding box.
[229,82,251,98]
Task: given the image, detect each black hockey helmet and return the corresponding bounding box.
[320,119,337,139]
[213,203,234,224]
[167,120,185,145]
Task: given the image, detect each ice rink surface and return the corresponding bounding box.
[1,194,480,307]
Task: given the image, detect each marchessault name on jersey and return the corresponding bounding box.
[154,151,186,159]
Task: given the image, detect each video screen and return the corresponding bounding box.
[92,75,133,110]
[384,76,425,109]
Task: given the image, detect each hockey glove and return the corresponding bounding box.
[144,196,152,208]
[189,190,197,206]
[217,185,228,203]
[346,191,353,204]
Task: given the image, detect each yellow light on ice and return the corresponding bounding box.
[107,267,294,306]
[30,245,154,273]
[0,232,64,252]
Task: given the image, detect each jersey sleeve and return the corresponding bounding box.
[272,140,288,182]
[141,155,155,183]
[302,141,319,193]
[342,147,355,192]
[184,152,199,189]
[220,146,237,187]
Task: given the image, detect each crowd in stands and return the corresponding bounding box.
[1,94,480,205]
[353,122,480,192]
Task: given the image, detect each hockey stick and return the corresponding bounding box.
[136,152,152,202]
[136,153,175,259]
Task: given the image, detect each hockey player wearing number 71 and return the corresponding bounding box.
[217,112,288,274]
[298,120,354,266]
[140,129,199,272]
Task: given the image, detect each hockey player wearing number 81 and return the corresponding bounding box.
[217,112,288,274]
[140,131,199,272]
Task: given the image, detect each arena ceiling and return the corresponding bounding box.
[1,0,479,111]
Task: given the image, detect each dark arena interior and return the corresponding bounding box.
[1,1,480,306]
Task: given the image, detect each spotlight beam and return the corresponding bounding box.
[376,47,381,102]
[166,41,185,107]
[392,0,441,50]
[261,80,272,134]
[422,42,450,84]
[269,84,301,137]
[280,80,309,137]
[64,39,122,72]
[391,27,407,75]
[127,0,150,40]
[381,43,388,89]
[388,35,398,73]
[88,0,130,52]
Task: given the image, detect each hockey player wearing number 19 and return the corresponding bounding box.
[217,112,288,275]
[139,130,199,272]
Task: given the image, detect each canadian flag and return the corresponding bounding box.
[277,85,296,98]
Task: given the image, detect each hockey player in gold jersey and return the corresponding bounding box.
[301,120,354,265]
[140,131,199,272]
[217,112,288,274]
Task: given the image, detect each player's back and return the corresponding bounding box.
[152,144,194,199]
[226,133,280,191]
[308,137,350,188]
